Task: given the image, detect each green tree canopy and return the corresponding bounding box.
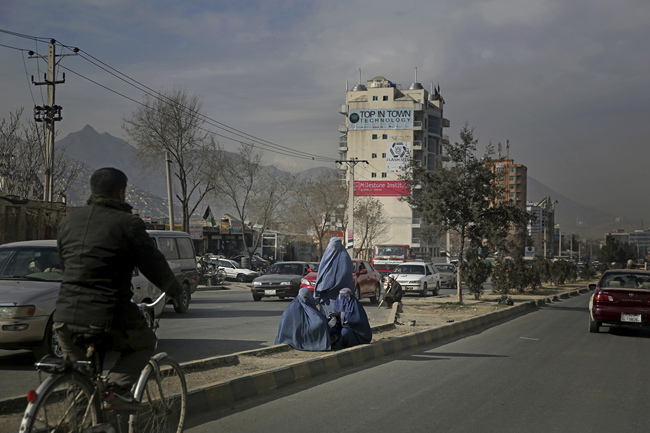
[400,123,530,302]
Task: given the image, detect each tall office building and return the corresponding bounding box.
[338,75,449,259]
[492,157,528,236]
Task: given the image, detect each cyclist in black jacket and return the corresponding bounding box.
[53,167,181,410]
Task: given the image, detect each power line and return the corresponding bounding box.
[52,42,336,162]
[1,29,339,164]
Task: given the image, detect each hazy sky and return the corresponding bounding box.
[1,0,649,219]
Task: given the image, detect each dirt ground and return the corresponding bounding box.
[183,283,590,389]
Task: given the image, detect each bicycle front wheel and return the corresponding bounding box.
[20,371,101,433]
[133,355,187,433]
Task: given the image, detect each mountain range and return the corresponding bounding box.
[57,125,634,239]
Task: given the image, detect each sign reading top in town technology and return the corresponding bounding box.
[386,141,411,173]
[348,108,413,130]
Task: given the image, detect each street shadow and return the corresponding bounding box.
[408,352,508,361]
[158,309,284,320]
[156,338,272,363]
[539,304,589,313]
[0,351,36,370]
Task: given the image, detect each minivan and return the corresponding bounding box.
[144,230,198,313]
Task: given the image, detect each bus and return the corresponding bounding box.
[371,244,413,276]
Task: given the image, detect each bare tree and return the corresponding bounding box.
[0,108,79,201]
[211,143,292,262]
[353,196,388,260]
[123,87,216,231]
[284,171,346,259]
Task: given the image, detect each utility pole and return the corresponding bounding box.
[165,151,175,230]
[336,157,368,258]
[31,40,77,202]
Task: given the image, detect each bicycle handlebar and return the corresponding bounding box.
[133,292,167,309]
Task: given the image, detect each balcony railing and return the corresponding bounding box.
[339,104,348,114]
[338,122,348,133]
[413,120,423,131]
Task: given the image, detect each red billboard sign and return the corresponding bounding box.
[354,181,410,197]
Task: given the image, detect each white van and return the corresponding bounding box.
[131,231,198,314]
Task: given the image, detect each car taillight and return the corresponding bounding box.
[594,291,617,302]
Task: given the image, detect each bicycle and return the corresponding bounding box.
[211,267,227,286]
[19,293,187,433]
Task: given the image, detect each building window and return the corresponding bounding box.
[382,153,386,158]
[383,96,388,101]
[509,176,516,182]
[381,173,387,178]
[372,96,378,101]
[371,153,377,158]
[371,173,377,178]
[372,134,378,139]
[382,134,387,139]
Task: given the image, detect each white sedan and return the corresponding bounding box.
[211,258,259,282]
[388,262,440,296]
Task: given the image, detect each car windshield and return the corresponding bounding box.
[436,265,455,272]
[0,246,63,281]
[600,273,650,289]
[268,263,304,275]
[394,265,424,275]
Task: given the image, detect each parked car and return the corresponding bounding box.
[251,261,317,301]
[300,259,382,303]
[433,263,457,289]
[210,257,259,282]
[588,269,650,333]
[387,262,440,296]
[232,254,270,271]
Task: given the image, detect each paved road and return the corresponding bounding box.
[0,282,390,400]
[186,294,650,433]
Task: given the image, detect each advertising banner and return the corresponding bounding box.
[220,220,230,234]
[354,181,410,197]
[347,108,413,130]
[231,220,243,234]
[386,141,411,173]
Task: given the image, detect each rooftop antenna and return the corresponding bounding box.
[415,66,418,83]
[358,68,362,85]
[506,139,510,160]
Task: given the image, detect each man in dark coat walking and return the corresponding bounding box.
[54,167,181,409]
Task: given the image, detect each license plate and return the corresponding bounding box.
[264,289,276,295]
[621,313,642,323]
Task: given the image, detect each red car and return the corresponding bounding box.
[589,269,650,333]
[300,259,383,303]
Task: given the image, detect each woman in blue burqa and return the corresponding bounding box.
[329,288,372,350]
[274,287,331,351]
[314,237,353,317]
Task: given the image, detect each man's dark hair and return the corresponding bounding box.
[90,167,128,197]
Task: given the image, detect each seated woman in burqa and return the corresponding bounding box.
[274,287,331,351]
[329,288,372,350]
[314,237,353,317]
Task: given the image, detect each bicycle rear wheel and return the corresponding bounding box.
[133,355,187,433]
[20,371,101,433]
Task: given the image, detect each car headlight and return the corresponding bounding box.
[252,281,263,286]
[0,305,36,318]
[280,281,293,286]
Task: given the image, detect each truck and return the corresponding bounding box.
[371,244,413,277]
